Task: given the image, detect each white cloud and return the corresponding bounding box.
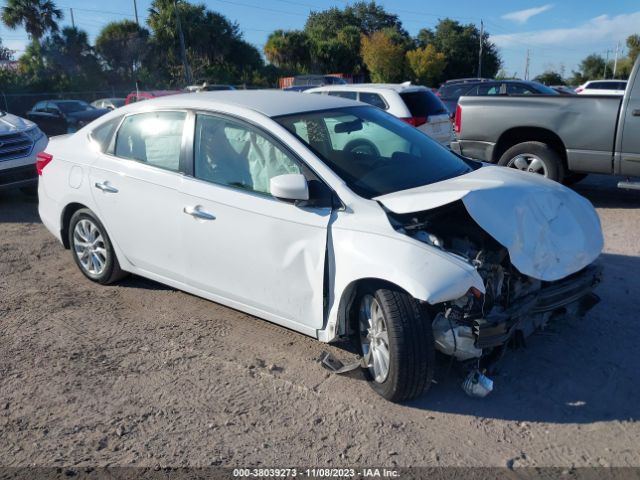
[502,4,554,24]
[493,11,640,48]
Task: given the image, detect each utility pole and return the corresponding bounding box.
[603,49,612,78]
[478,20,484,78]
[613,41,621,78]
[477,20,483,78]
[133,0,139,26]
[174,0,192,85]
[524,49,530,80]
[70,8,75,28]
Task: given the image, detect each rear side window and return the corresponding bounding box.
[359,92,387,110]
[477,84,502,95]
[90,116,122,153]
[115,111,186,172]
[400,91,447,117]
[328,91,357,100]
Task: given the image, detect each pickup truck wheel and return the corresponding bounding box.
[498,141,563,182]
[357,287,435,402]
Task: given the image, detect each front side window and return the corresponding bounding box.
[194,114,301,195]
[275,106,473,199]
[114,111,186,172]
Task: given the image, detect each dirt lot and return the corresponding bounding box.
[1,175,640,469]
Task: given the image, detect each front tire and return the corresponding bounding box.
[498,141,563,182]
[68,208,126,284]
[357,286,435,402]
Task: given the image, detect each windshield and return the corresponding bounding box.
[275,106,473,199]
[57,101,93,113]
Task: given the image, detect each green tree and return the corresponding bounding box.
[96,20,150,84]
[534,70,564,85]
[0,38,13,61]
[406,44,446,86]
[417,19,501,82]
[304,1,405,74]
[361,29,406,82]
[147,0,262,85]
[264,30,311,73]
[627,34,640,65]
[1,0,62,46]
[570,53,610,83]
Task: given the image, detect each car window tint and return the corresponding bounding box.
[399,91,448,116]
[328,91,357,100]
[114,111,186,171]
[33,101,47,112]
[359,92,387,110]
[194,114,302,195]
[90,116,123,153]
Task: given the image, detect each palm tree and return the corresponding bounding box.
[1,0,63,46]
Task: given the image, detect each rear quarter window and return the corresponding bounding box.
[328,91,357,100]
[359,92,388,110]
[399,91,447,117]
[90,116,123,153]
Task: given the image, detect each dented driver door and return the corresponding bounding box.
[180,113,331,334]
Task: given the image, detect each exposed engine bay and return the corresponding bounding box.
[386,200,602,368]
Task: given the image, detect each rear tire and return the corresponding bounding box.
[498,141,563,182]
[68,208,127,285]
[356,285,435,402]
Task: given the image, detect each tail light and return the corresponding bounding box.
[454,104,462,134]
[36,152,53,175]
[401,117,427,127]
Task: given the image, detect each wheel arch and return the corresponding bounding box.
[493,127,568,168]
[60,202,90,249]
[335,277,413,339]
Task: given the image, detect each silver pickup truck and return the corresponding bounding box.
[450,57,640,187]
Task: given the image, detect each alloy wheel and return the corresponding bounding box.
[359,294,391,383]
[73,219,108,276]
[507,153,548,176]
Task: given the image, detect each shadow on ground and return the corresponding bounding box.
[407,252,640,424]
[573,174,640,209]
[0,191,40,223]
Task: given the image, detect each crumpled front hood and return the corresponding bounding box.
[375,166,603,281]
[0,112,36,134]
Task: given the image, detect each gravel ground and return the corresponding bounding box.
[1,174,639,469]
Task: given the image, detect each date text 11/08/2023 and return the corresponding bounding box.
[232,468,400,478]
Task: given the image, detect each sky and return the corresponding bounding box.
[1,0,639,80]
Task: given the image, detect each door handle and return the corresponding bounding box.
[632,109,640,117]
[94,181,118,193]
[183,205,216,220]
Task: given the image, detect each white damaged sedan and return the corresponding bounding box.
[38,91,603,401]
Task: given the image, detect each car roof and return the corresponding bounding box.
[584,80,627,85]
[306,83,428,93]
[122,90,362,117]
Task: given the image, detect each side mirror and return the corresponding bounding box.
[270,173,309,202]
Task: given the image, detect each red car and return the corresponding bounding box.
[124,90,182,105]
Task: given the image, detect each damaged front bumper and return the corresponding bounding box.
[474,263,602,349]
